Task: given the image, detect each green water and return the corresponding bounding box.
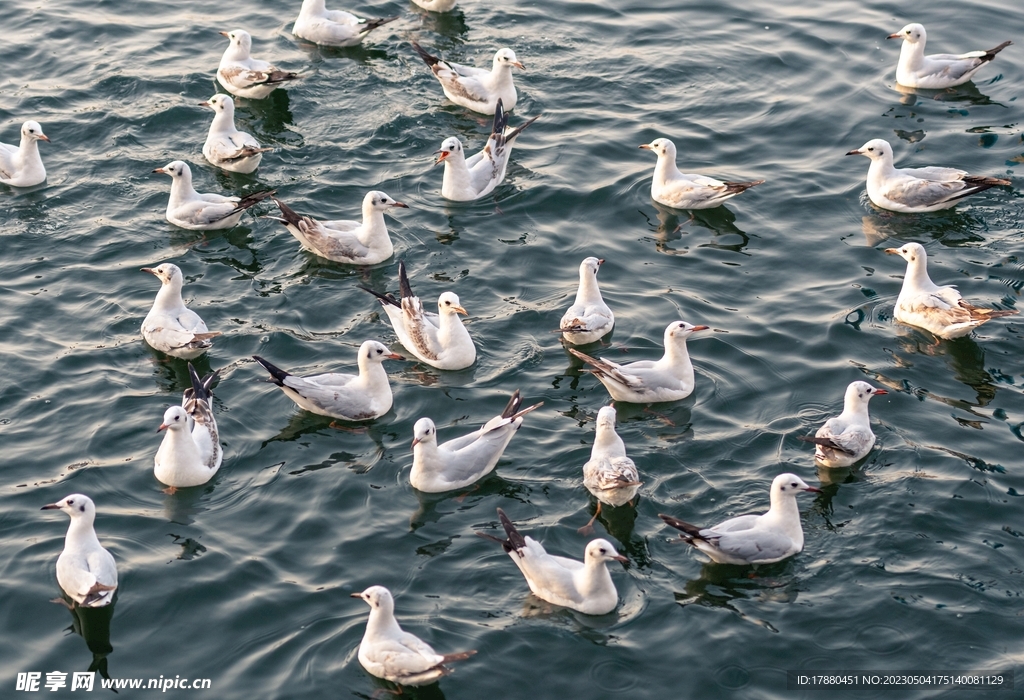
[2,0,1023,697]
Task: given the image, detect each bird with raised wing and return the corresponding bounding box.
[560,257,614,345]
[141,263,221,359]
[292,0,397,47]
[846,139,1009,212]
[154,364,222,489]
[639,138,762,210]
[887,23,1011,89]
[253,341,402,421]
[0,120,49,188]
[270,192,407,265]
[199,94,272,174]
[351,586,476,686]
[217,29,301,99]
[410,390,543,493]
[361,261,476,370]
[660,473,821,565]
[42,494,118,608]
[412,42,523,114]
[569,321,709,403]
[885,242,1017,338]
[154,161,274,230]
[581,406,641,532]
[799,381,887,467]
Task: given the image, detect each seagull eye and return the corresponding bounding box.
[376,348,383,355]
[67,499,75,505]
[791,482,798,488]
[867,147,874,152]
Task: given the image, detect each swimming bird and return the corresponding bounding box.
[0,120,49,187]
[798,381,887,467]
[477,508,627,615]
[887,23,1011,89]
[845,139,1009,213]
[217,29,301,99]
[410,390,543,493]
[141,263,221,359]
[560,257,614,345]
[639,138,762,210]
[270,192,407,265]
[154,161,275,230]
[42,494,117,608]
[154,363,222,489]
[252,341,402,421]
[292,0,397,47]
[412,42,523,114]
[434,98,538,201]
[569,321,709,403]
[659,473,821,565]
[884,242,1017,338]
[199,94,272,174]
[361,261,476,370]
[411,0,458,12]
[351,586,476,686]
[581,406,641,532]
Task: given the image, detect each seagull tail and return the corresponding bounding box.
[982,40,1012,61]
[440,650,477,664]
[398,259,415,300]
[361,16,399,33]
[496,507,527,553]
[265,70,302,85]
[411,41,440,68]
[358,285,401,308]
[722,179,764,194]
[271,197,303,228]
[658,514,702,538]
[217,189,276,222]
[252,355,289,386]
[797,434,854,455]
[959,300,1019,321]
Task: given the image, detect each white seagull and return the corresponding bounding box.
[141,263,221,359]
[252,341,402,421]
[477,508,627,615]
[639,138,763,210]
[270,192,407,265]
[217,29,301,100]
[887,23,1011,89]
[580,406,641,532]
[845,139,1009,213]
[560,257,614,345]
[799,381,887,467]
[660,473,821,565]
[885,242,1017,338]
[409,390,543,493]
[292,0,397,47]
[42,494,118,608]
[0,120,49,188]
[569,321,710,403]
[412,42,523,115]
[199,94,272,174]
[434,98,538,202]
[411,0,458,12]
[154,364,222,490]
[351,586,476,686]
[361,261,476,370]
[154,161,275,230]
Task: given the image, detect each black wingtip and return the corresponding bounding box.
[490,98,510,146]
[362,16,399,33]
[658,513,702,537]
[252,355,289,386]
[496,507,527,552]
[412,41,439,67]
[271,197,302,227]
[504,113,540,144]
[358,285,400,308]
[398,260,414,299]
[187,363,218,402]
[500,390,523,419]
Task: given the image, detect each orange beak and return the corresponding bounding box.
[386,353,404,360]
[845,149,862,156]
[512,61,525,70]
[638,144,652,150]
[691,325,710,331]
[886,33,902,40]
[153,167,166,174]
[219,31,230,38]
[433,150,449,166]
[157,423,169,432]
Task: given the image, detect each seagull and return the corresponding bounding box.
[141,263,221,359]
[360,261,476,370]
[41,494,117,608]
[217,29,302,100]
[0,120,49,188]
[269,192,407,265]
[434,98,539,201]
[659,473,821,565]
[798,381,887,467]
[560,257,614,345]
[153,161,275,230]
[639,138,763,210]
[476,508,627,615]
[887,23,1011,89]
[411,0,458,12]
[412,42,523,114]
[581,406,641,532]
[252,341,402,421]
[351,586,476,686]
[885,242,1017,338]
[409,390,543,493]
[568,321,710,403]
[292,0,398,47]
[845,139,1009,213]
[154,363,222,489]
[199,94,272,174]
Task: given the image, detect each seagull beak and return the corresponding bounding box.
[198,101,211,107]
[453,305,468,316]
[41,503,61,510]
[153,167,166,174]
[845,149,862,156]
[219,31,230,37]
[638,144,652,150]
[512,61,525,70]
[690,325,710,331]
[804,486,823,493]
[873,389,889,395]
[386,353,404,360]
[883,248,901,255]
[411,437,421,448]
[349,592,364,599]
[38,134,50,142]
[612,554,629,563]
[141,267,156,275]
[886,32,902,40]
[433,150,449,165]
[157,423,169,432]
[391,201,409,209]
[597,259,605,265]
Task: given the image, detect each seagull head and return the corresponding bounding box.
[411,417,437,448]
[845,380,887,409]
[22,120,50,143]
[580,256,604,279]
[884,241,926,265]
[350,585,395,614]
[141,262,184,287]
[493,48,524,70]
[199,94,234,116]
[437,292,468,316]
[158,406,190,433]
[359,340,403,366]
[665,320,709,346]
[152,160,191,182]
[639,137,676,160]
[364,190,409,214]
[584,539,628,566]
[434,137,464,165]
[845,138,892,161]
[887,23,925,44]
[42,493,96,520]
[220,29,252,55]
[595,405,617,428]
[771,473,822,500]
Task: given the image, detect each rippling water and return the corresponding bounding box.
[3,0,1024,697]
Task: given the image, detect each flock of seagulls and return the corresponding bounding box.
[12,2,1017,690]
